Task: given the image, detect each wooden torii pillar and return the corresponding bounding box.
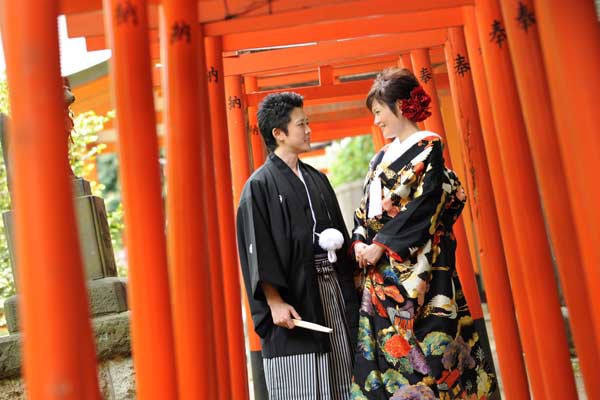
[224,73,267,399]
[462,8,546,397]
[245,76,266,170]
[205,37,250,400]
[472,1,577,397]
[103,0,178,398]
[444,30,529,398]
[533,0,600,349]
[2,1,100,398]
[410,48,484,327]
[195,28,232,400]
[498,0,600,394]
[398,53,414,72]
[160,0,223,398]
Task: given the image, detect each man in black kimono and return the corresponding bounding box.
[236,92,358,400]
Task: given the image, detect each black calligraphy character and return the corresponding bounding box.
[228,96,242,110]
[419,67,432,84]
[490,19,507,48]
[115,1,138,25]
[251,125,260,136]
[454,54,471,77]
[170,21,191,44]
[516,2,536,32]
[207,66,219,83]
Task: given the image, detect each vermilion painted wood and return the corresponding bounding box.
[205,36,250,400]
[410,48,483,322]
[220,7,463,51]
[462,8,544,397]
[224,30,448,76]
[103,1,178,398]
[2,1,100,398]
[160,1,224,398]
[225,75,252,207]
[223,74,264,360]
[246,80,373,107]
[398,54,414,72]
[245,76,266,169]
[60,0,101,14]
[255,54,407,81]
[533,0,600,357]
[196,30,233,400]
[444,30,530,399]
[64,0,473,39]
[255,61,397,88]
[472,1,577,397]
[499,0,600,396]
[204,0,474,36]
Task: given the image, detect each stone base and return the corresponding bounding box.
[0,356,135,400]
[4,277,128,334]
[0,311,134,399]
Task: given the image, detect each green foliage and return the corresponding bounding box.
[0,75,8,114]
[0,76,13,302]
[0,78,125,310]
[72,111,109,195]
[329,135,375,188]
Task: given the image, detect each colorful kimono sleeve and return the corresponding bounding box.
[373,140,445,261]
[236,179,288,303]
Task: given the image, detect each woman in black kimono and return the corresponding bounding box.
[350,69,496,400]
[237,92,358,400]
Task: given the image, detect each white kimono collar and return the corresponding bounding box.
[367,131,441,219]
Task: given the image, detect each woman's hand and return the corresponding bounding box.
[354,242,368,264]
[364,243,385,267]
[356,243,385,269]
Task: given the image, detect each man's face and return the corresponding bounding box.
[275,107,311,154]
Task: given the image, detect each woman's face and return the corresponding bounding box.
[371,99,407,139]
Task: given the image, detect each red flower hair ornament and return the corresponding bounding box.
[400,86,432,122]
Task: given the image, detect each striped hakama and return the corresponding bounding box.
[263,253,353,400]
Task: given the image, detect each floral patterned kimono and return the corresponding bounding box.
[350,132,496,400]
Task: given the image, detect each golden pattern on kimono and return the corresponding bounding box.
[366,218,384,232]
[381,164,396,180]
[390,259,416,282]
[356,207,366,220]
[413,177,425,198]
[429,191,447,235]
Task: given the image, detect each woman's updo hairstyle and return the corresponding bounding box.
[366,68,432,123]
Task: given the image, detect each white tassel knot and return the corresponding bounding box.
[317,228,344,263]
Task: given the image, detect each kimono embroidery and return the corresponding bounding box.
[350,134,497,400]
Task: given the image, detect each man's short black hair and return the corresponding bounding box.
[257,92,304,152]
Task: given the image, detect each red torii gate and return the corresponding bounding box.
[1,0,599,399]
